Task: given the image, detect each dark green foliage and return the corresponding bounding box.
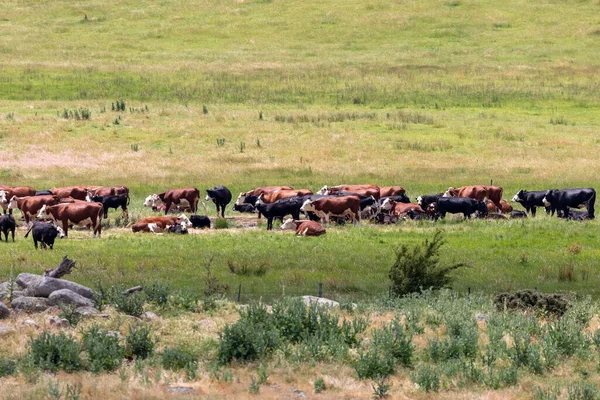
[82,325,123,373]
[411,365,440,392]
[508,331,544,374]
[389,231,466,296]
[160,346,197,371]
[567,382,598,400]
[371,377,390,399]
[61,108,91,120]
[0,358,17,377]
[354,345,396,380]
[58,303,81,327]
[112,99,126,112]
[27,331,82,372]
[314,377,326,393]
[494,290,569,316]
[214,218,229,229]
[202,104,208,114]
[110,287,146,317]
[144,280,172,306]
[543,316,590,357]
[426,312,478,362]
[125,323,155,360]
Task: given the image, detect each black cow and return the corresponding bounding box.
[338,191,379,216]
[168,224,189,234]
[557,209,590,221]
[433,198,488,221]
[190,215,211,229]
[206,185,232,218]
[416,193,444,208]
[510,210,528,219]
[380,194,411,204]
[233,203,256,213]
[511,190,553,216]
[373,213,398,224]
[90,194,129,219]
[35,190,53,196]
[255,197,303,230]
[24,221,64,249]
[543,188,595,219]
[0,214,16,242]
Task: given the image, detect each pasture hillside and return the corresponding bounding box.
[0,0,599,301]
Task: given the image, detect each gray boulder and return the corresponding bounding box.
[16,273,42,289]
[0,290,25,301]
[48,289,94,308]
[75,306,100,317]
[301,296,339,308]
[12,297,50,312]
[0,302,10,319]
[26,277,95,299]
[48,316,70,328]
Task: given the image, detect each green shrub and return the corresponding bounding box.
[389,231,466,296]
[59,303,81,327]
[144,281,172,306]
[111,289,146,317]
[82,325,124,373]
[218,317,280,364]
[214,218,229,229]
[567,382,598,400]
[0,358,17,377]
[314,377,326,394]
[125,323,155,360]
[544,317,590,358]
[533,385,561,400]
[354,346,396,380]
[411,365,440,392]
[27,331,82,372]
[160,346,197,371]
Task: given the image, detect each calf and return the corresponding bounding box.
[280,218,326,236]
[232,203,256,213]
[190,215,211,229]
[87,194,129,219]
[168,224,189,234]
[380,199,425,218]
[486,199,513,214]
[511,190,552,216]
[510,210,528,219]
[24,221,65,249]
[300,195,360,226]
[205,185,232,218]
[0,214,16,242]
[416,193,444,208]
[558,209,590,221]
[255,196,303,230]
[433,198,488,221]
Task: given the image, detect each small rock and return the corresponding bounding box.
[0,302,10,319]
[0,323,15,336]
[0,290,25,300]
[141,311,159,321]
[15,273,42,289]
[167,386,195,395]
[293,389,306,398]
[75,306,100,317]
[48,316,70,328]
[198,319,217,330]
[301,296,339,308]
[12,297,50,312]
[476,313,488,322]
[48,289,94,308]
[21,319,40,329]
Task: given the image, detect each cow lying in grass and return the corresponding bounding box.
[280,218,326,236]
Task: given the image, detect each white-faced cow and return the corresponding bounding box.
[317,184,380,200]
[37,202,104,238]
[144,188,202,215]
[380,198,425,218]
[205,185,232,218]
[280,218,326,236]
[512,190,553,216]
[131,214,191,233]
[25,221,65,249]
[444,185,504,212]
[8,195,61,224]
[0,186,36,214]
[300,195,361,226]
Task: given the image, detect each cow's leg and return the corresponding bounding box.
[62,219,69,238]
[587,197,595,219]
[11,229,14,242]
[530,207,536,217]
[164,201,172,215]
[267,217,273,230]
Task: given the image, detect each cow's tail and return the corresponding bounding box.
[588,189,596,219]
[25,225,33,238]
[95,206,103,234]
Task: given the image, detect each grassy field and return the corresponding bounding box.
[1,0,600,301]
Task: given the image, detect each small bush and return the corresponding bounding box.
[372,377,391,399]
[218,315,279,364]
[0,358,17,377]
[111,289,146,317]
[314,377,326,393]
[227,259,268,276]
[160,346,197,371]
[82,325,123,373]
[59,303,81,327]
[144,280,172,306]
[27,331,82,372]
[411,365,440,392]
[544,317,590,358]
[567,382,598,400]
[125,323,155,360]
[389,231,466,296]
[493,290,569,316]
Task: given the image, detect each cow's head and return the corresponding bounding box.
[143,194,162,208]
[316,186,329,195]
[177,214,193,228]
[255,194,266,206]
[300,200,315,212]
[235,192,250,206]
[280,218,297,230]
[53,223,66,239]
[416,196,423,206]
[37,205,51,220]
[443,187,457,198]
[205,189,215,202]
[512,190,525,203]
[85,191,94,202]
[8,195,19,210]
[542,190,556,207]
[0,190,7,205]
[380,198,395,211]
[476,200,488,216]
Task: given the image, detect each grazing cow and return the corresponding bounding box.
[0,186,36,214]
[233,203,256,213]
[205,185,232,218]
[280,218,326,236]
[379,186,407,198]
[486,199,513,214]
[444,185,503,211]
[24,221,65,249]
[35,190,53,196]
[317,185,380,200]
[260,189,313,204]
[87,194,129,219]
[50,186,88,201]
[511,190,553,216]
[37,202,104,238]
[300,195,361,226]
[7,195,61,223]
[432,198,488,221]
[380,199,425,218]
[0,214,16,242]
[416,193,444,208]
[144,188,202,215]
[190,215,211,229]
[510,210,528,219]
[234,186,294,206]
[255,196,304,230]
[543,188,596,219]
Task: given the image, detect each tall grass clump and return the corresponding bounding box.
[27,331,82,373]
[82,325,124,373]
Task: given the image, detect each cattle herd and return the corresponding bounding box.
[0,183,595,249]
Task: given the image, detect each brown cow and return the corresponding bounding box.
[131,215,191,233]
[486,199,513,214]
[318,184,381,200]
[0,186,36,214]
[60,196,86,203]
[87,185,129,198]
[50,186,88,201]
[444,185,504,211]
[143,188,201,215]
[37,202,103,238]
[300,195,361,225]
[260,189,313,203]
[280,218,326,236]
[234,186,294,206]
[8,195,60,223]
[379,186,407,197]
[380,199,425,217]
